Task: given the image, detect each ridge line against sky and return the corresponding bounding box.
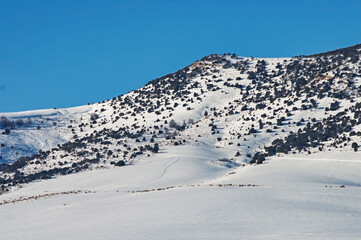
[1,0,361,112]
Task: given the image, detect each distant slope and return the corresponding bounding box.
[0,106,93,164]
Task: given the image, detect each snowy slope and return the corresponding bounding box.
[1,149,361,239]
[1,44,361,239]
[0,105,93,163]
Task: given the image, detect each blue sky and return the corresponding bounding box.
[1,0,361,112]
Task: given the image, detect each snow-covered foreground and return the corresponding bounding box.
[1,148,361,240]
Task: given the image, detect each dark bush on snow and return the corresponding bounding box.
[115,160,125,167]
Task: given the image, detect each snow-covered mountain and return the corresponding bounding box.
[1,44,361,191]
[1,44,361,239]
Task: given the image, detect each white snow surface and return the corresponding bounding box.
[1,147,361,240]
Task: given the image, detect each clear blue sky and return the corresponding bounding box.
[1,0,361,112]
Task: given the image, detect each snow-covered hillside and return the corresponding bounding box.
[0,106,93,164]
[0,44,361,239]
[1,148,361,239]
[1,44,361,190]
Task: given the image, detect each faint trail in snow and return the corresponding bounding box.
[153,157,179,180]
[0,190,96,207]
[130,183,262,194]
